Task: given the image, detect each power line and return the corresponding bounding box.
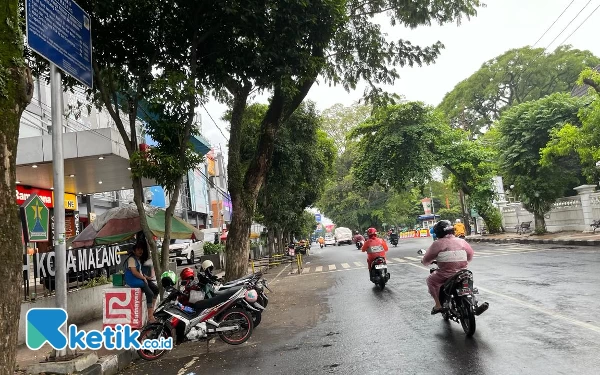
[201,104,229,141]
[532,0,576,47]
[558,2,600,46]
[544,0,594,51]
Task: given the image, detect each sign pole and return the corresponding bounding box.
[50,62,68,357]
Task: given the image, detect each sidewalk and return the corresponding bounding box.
[466,231,600,246]
[15,265,282,374]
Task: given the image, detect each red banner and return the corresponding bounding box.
[16,185,53,207]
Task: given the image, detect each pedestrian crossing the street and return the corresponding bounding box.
[297,245,545,275]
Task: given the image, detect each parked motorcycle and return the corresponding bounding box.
[184,267,268,327]
[369,256,390,290]
[417,249,489,337]
[137,286,254,361]
[201,272,270,327]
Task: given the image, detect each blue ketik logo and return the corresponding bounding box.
[26,307,173,351]
[26,308,68,350]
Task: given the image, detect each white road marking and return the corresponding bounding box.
[392,258,407,263]
[341,263,350,269]
[328,264,337,271]
[315,266,323,272]
[354,261,364,267]
[404,257,421,261]
[304,267,310,273]
[405,263,600,334]
[177,357,199,375]
[386,259,393,264]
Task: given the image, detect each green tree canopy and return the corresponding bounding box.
[321,103,372,154]
[497,92,587,232]
[541,68,600,184]
[438,46,600,138]
[349,102,503,232]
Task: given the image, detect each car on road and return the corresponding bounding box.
[324,234,336,246]
[169,239,203,265]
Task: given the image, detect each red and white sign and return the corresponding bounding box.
[16,185,53,207]
[103,288,144,329]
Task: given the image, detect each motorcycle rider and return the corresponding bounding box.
[421,220,474,315]
[454,218,466,238]
[353,230,365,244]
[361,228,388,276]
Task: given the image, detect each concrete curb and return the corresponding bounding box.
[79,349,138,375]
[465,237,600,247]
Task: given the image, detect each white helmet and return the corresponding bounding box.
[201,260,214,271]
[455,219,461,223]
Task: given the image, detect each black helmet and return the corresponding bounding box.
[433,220,455,239]
[354,231,359,235]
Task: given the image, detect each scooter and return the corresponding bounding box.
[417,249,488,337]
[369,256,390,290]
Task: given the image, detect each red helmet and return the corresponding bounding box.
[367,228,377,238]
[180,267,194,281]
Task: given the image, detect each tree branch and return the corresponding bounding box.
[92,59,132,154]
[583,78,600,94]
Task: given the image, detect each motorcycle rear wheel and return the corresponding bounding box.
[252,311,262,328]
[460,299,476,336]
[217,308,254,345]
[137,324,171,361]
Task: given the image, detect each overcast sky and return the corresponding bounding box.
[199,0,600,223]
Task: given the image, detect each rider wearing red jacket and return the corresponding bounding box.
[361,228,388,269]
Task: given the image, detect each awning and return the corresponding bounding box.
[16,128,155,194]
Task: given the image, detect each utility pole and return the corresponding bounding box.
[50,63,68,357]
[429,183,435,215]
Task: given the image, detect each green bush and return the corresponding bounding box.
[203,242,224,255]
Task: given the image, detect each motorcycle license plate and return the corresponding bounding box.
[457,288,471,296]
[374,264,386,269]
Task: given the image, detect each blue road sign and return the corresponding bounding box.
[25,0,93,88]
[315,214,322,223]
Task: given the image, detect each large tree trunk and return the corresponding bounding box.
[224,194,254,279]
[0,1,34,371]
[534,212,546,234]
[267,227,275,256]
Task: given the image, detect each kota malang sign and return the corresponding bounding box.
[20,194,50,242]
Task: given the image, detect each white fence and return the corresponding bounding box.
[499,185,599,233]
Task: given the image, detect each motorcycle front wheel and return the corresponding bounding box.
[217,308,254,345]
[460,299,476,336]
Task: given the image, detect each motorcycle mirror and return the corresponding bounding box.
[417,249,426,255]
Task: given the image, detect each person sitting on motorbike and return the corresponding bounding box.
[421,220,474,315]
[318,236,324,247]
[361,228,388,275]
[454,219,466,238]
[353,230,365,244]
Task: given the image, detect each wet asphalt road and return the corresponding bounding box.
[123,238,600,375]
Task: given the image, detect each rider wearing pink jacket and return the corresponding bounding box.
[421,220,474,315]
